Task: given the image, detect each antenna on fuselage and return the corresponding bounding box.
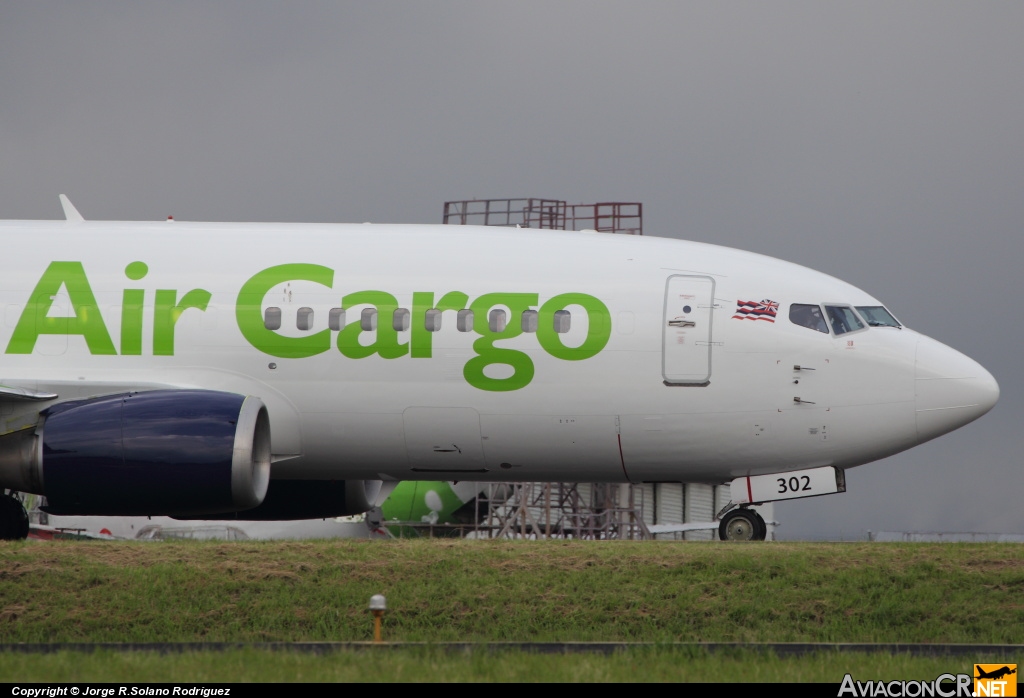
[59,194,85,223]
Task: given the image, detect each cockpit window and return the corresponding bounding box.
[824,305,865,335]
[789,304,828,333]
[856,306,901,328]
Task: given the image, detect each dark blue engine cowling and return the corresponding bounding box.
[40,390,271,516]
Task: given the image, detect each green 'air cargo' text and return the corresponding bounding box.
[5,262,612,392]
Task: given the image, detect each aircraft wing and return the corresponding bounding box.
[0,384,58,401]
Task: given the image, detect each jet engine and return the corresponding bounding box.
[0,390,271,517]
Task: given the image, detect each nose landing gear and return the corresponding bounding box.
[716,466,847,541]
[718,507,767,541]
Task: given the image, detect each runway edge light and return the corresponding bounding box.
[369,594,387,643]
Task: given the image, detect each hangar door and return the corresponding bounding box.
[662,275,715,385]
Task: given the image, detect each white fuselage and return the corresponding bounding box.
[0,220,999,486]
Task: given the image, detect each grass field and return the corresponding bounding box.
[0,648,1002,683]
[0,540,1021,681]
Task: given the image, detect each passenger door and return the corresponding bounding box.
[662,275,715,385]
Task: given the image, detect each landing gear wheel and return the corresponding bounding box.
[718,508,767,541]
[0,494,29,540]
[753,511,767,540]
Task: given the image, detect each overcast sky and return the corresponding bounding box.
[1,2,1020,539]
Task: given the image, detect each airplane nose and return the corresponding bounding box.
[915,337,999,442]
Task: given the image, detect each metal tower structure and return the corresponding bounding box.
[443,198,642,235]
[482,482,652,540]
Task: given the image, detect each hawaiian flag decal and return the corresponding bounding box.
[732,299,779,322]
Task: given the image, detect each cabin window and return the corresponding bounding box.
[393,308,410,331]
[489,309,507,333]
[329,307,346,331]
[361,308,378,331]
[553,309,571,334]
[789,304,828,333]
[457,309,474,332]
[296,307,314,331]
[856,306,901,328]
[264,307,282,331]
[424,308,442,332]
[824,305,865,335]
[521,310,538,333]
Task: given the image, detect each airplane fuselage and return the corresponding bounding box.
[0,220,998,492]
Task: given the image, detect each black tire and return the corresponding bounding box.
[718,508,766,541]
[752,510,768,541]
[0,495,29,540]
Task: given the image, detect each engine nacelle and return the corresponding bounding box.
[0,390,271,516]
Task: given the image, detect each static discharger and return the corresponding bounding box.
[369,594,387,643]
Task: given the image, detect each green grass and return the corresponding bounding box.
[0,648,1002,683]
[0,540,1022,644]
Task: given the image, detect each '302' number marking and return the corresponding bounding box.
[777,475,812,494]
